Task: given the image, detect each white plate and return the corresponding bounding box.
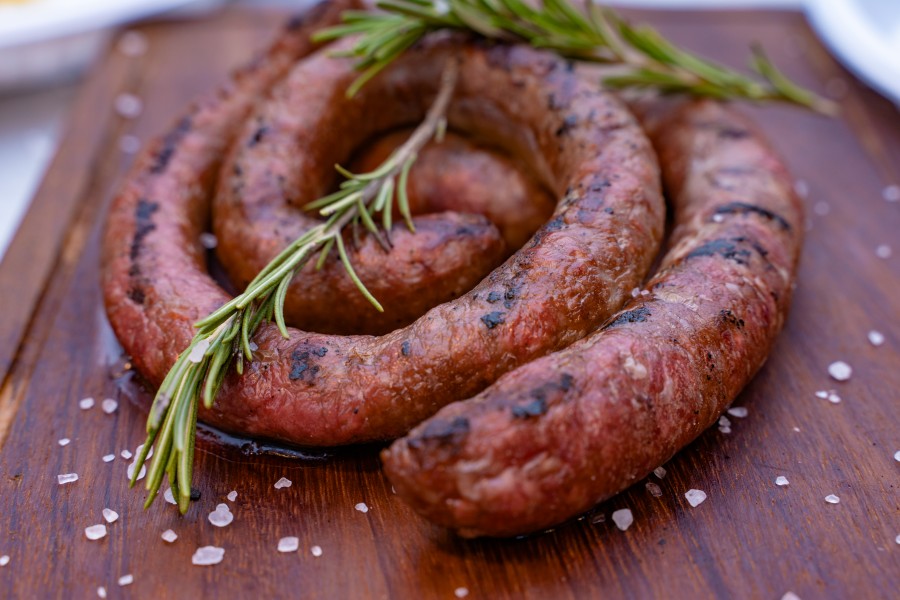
[805,0,900,104]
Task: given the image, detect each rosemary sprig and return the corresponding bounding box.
[130,60,459,511]
[314,0,836,114]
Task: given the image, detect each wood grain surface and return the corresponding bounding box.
[1,6,898,599]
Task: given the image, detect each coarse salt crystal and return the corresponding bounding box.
[875,244,892,259]
[727,407,748,418]
[114,94,143,119]
[455,588,470,598]
[883,184,900,202]
[434,0,450,15]
[896,534,900,545]
[277,537,299,553]
[274,477,292,489]
[812,201,830,216]
[188,339,210,364]
[793,180,809,198]
[164,488,177,505]
[136,443,152,458]
[867,331,885,346]
[85,524,107,540]
[0,555,9,567]
[712,213,725,223]
[97,586,106,598]
[199,233,218,249]
[828,361,852,381]
[101,399,118,414]
[718,415,731,427]
[118,31,148,57]
[58,473,78,485]
[102,454,115,463]
[119,135,141,154]
[192,546,225,566]
[685,489,707,507]
[58,438,71,446]
[718,425,732,434]
[126,461,146,481]
[79,397,95,410]
[645,482,662,497]
[781,592,801,600]
[102,508,119,524]
[776,476,790,486]
[208,503,234,527]
[118,574,133,587]
[121,449,133,459]
[894,450,900,462]
[814,390,829,399]
[612,508,633,531]
[630,287,641,298]
[653,466,666,479]
[227,490,237,502]
[827,392,841,404]
[310,545,323,557]
[355,502,369,514]
[792,427,800,432]
[161,529,178,543]
[825,494,840,504]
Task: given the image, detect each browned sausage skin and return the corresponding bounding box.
[102,36,664,446]
[382,100,804,537]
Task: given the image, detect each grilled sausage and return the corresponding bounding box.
[102,35,664,446]
[382,99,804,537]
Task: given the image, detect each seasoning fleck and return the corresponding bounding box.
[274,477,292,489]
[101,399,118,414]
[121,449,133,460]
[227,490,237,502]
[114,94,143,119]
[118,574,134,587]
[85,524,107,541]
[827,391,841,404]
[58,438,71,446]
[162,529,178,543]
[825,494,840,504]
[102,454,115,463]
[97,586,106,598]
[455,587,470,598]
[208,503,234,528]
[727,406,748,418]
[0,555,10,567]
[894,450,900,462]
[875,244,892,259]
[775,476,790,486]
[58,473,78,485]
[611,508,633,531]
[126,461,146,482]
[277,537,299,553]
[79,397,95,410]
[310,545,323,557]
[867,330,885,346]
[645,482,663,497]
[781,592,801,600]
[192,546,225,566]
[814,390,829,399]
[188,339,211,363]
[685,489,707,507]
[355,502,369,514]
[827,361,852,381]
[102,508,119,524]
[164,488,177,505]
[653,466,667,479]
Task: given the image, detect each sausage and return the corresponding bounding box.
[102,36,664,446]
[381,99,805,537]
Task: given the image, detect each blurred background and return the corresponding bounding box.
[0,0,898,260]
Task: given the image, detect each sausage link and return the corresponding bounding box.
[381,99,804,537]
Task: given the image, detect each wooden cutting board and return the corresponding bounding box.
[1,6,898,599]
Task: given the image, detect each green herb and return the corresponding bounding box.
[314,0,836,114]
[130,61,459,511]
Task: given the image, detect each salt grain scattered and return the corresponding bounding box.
[164,488,177,505]
[102,508,119,524]
[455,588,470,598]
[793,427,800,432]
[630,287,641,298]
[815,390,829,399]
[434,0,450,16]
[310,545,323,557]
[227,490,237,502]
[827,392,842,404]
[612,508,633,531]
[645,482,663,497]
[97,586,106,598]
[101,399,118,414]
[121,449,133,459]
[200,233,218,249]
[653,466,667,479]
[188,338,211,363]
[875,244,892,259]
[883,184,900,202]
[781,592,801,600]
[102,454,115,463]
[85,524,107,541]
[718,425,732,434]
[192,546,225,566]
[114,94,143,119]
[277,537,299,553]
[895,534,900,545]
[812,201,830,216]
[58,438,70,446]
[79,397,95,410]
[355,502,369,514]
[828,361,852,381]
[161,529,178,543]
[208,503,234,528]
[274,477,292,489]
[119,134,141,154]
[58,473,78,485]
[126,461,146,482]
[118,31,148,57]
[718,415,731,428]
[793,180,809,198]
[685,489,707,507]
[0,556,9,567]
[712,213,725,223]
[776,476,790,486]
[867,330,885,346]
[136,443,152,458]
[825,494,840,504]
[118,574,133,587]
[727,407,748,418]
[894,450,900,462]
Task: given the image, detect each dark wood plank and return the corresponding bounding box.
[1,7,898,599]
